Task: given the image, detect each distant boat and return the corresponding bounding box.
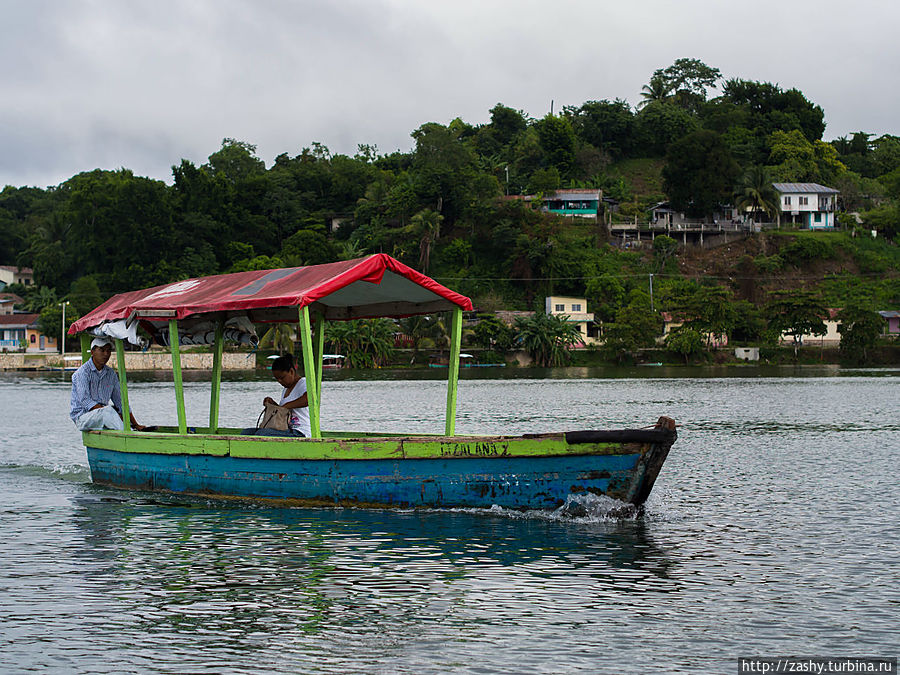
[428,353,506,368]
[321,354,344,370]
[42,355,82,372]
[69,254,676,510]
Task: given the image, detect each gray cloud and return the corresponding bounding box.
[2,0,898,188]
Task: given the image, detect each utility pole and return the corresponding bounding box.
[60,300,70,356]
[649,274,654,313]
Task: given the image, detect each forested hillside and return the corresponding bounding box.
[1,58,898,363]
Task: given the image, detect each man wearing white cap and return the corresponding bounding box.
[70,337,145,431]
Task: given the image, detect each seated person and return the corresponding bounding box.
[242,354,310,437]
[70,337,145,431]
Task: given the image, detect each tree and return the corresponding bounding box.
[665,327,705,363]
[408,208,443,272]
[837,305,885,364]
[472,314,515,352]
[653,58,722,112]
[514,312,581,366]
[324,318,396,368]
[662,130,740,217]
[767,130,846,184]
[862,204,900,241]
[652,235,679,273]
[638,73,673,109]
[600,299,662,363]
[398,314,448,362]
[68,276,103,316]
[635,102,698,156]
[734,166,780,222]
[566,99,636,158]
[766,289,828,358]
[259,324,295,354]
[535,114,577,176]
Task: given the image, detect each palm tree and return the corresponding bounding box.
[514,313,581,367]
[258,323,295,354]
[325,318,396,368]
[734,166,780,224]
[409,208,443,272]
[638,74,672,109]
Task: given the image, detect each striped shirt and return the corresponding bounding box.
[70,360,122,422]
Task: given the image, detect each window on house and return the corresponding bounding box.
[799,196,809,206]
[571,304,582,312]
[814,213,822,222]
[30,334,36,343]
[784,196,791,205]
[555,304,565,312]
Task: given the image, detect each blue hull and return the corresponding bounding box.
[87,447,644,510]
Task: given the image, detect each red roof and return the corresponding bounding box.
[0,313,39,327]
[70,254,472,333]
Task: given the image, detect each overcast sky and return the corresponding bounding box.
[3,0,898,189]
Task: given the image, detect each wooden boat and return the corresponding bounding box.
[69,254,676,510]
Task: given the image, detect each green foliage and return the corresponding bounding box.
[837,304,885,363]
[601,298,661,363]
[535,115,577,176]
[472,314,515,351]
[862,204,900,241]
[68,276,103,316]
[663,130,740,217]
[585,274,627,323]
[767,130,846,184]
[325,318,396,368]
[753,254,784,274]
[258,324,295,355]
[734,166,780,221]
[765,289,828,358]
[564,99,635,158]
[779,235,837,266]
[635,102,698,156]
[665,327,705,363]
[652,235,679,273]
[514,312,582,366]
[281,230,338,266]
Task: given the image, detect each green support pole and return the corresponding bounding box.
[80,334,91,363]
[169,319,187,434]
[314,313,325,403]
[114,338,131,433]
[209,319,224,434]
[444,306,463,436]
[298,306,321,438]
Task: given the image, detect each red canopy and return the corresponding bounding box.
[70,254,472,334]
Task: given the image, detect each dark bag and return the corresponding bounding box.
[257,400,291,431]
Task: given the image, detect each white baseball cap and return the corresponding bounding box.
[90,337,112,349]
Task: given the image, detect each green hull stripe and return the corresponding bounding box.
[81,431,634,461]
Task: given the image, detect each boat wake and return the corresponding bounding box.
[1,461,90,483]
[450,493,643,523]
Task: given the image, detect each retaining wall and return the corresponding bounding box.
[0,351,255,371]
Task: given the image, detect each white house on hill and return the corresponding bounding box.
[773,183,839,229]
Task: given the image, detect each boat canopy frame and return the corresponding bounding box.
[72,254,473,439]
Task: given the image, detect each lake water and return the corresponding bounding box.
[1,367,898,674]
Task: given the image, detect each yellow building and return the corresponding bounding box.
[545,296,597,345]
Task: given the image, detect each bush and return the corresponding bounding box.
[780,236,836,266]
[754,254,783,273]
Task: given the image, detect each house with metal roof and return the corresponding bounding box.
[773,183,839,229]
[542,189,601,218]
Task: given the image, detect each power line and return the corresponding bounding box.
[432,271,897,282]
